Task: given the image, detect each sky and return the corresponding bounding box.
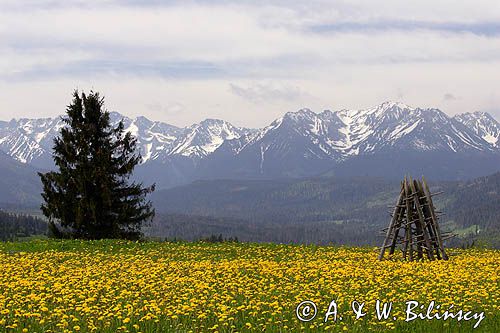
[1,0,500,128]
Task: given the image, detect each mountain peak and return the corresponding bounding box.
[108,111,125,118]
[168,118,247,159]
[198,118,228,126]
[283,108,317,121]
[454,111,500,147]
[348,101,416,119]
[470,111,496,121]
[378,101,413,110]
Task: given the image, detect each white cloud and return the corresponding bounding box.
[146,101,185,116]
[229,82,311,104]
[0,1,499,125]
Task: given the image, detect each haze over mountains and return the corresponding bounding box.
[1,101,499,192]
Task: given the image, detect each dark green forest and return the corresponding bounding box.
[151,173,500,247]
[0,210,47,241]
[1,172,499,247]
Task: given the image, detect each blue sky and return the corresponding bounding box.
[1,0,499,127]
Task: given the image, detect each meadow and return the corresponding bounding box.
[0,240,498,332]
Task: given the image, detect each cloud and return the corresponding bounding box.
[0,1,500,126]
[443,93,458,101]
[308,21,500,37]
[1,59,227,82]
[146,101,185,115]
[229,82,308,104]
[2,1,500,82]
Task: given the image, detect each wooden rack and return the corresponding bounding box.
[378,176,453,261]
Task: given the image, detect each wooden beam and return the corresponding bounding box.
[404,178,413,261]
[378,184,405,260]
[422,176,448,260]
[416,180,441,259]
[389,206,406,255]
[411,179,434,260]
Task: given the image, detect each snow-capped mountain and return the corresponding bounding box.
[0,117,64,167]
[134,118,253,188]
[0,102,499,187]
[167,119,249,160]
[202,101,497,179]
[454,111,500,148]
[109,112,183,164]
[331,101,493,154]
[220,101,494,161]
[0,113,249,170]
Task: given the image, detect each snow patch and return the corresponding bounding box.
[125,123,139,137]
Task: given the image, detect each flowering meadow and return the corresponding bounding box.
[0,240,498,332]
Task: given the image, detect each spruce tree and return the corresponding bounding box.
[39,90,155,239]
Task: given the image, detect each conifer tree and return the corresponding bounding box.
[39,90,155,239]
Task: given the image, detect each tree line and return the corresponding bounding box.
[0,210,47,241]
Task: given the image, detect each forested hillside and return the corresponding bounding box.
[152,174,499,247]
[1,172,498,247]
[0,210,47,241]
[444,172,500,246]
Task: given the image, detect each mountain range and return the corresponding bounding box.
[1,101,499,190]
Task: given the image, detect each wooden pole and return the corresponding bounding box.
[411,179,434,260]
[389,201,406,255]
[416,180,441,259]
[402,178,412,260]
[422,177,448,260]
[378,185,404,260]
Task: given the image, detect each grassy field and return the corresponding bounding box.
[0,240,498,332]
